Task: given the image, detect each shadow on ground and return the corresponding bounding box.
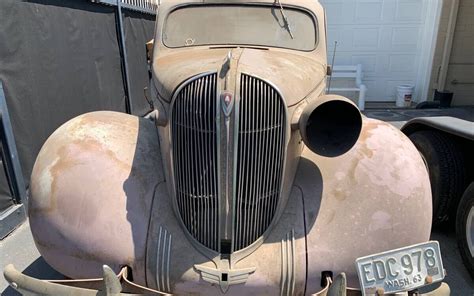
[1,257,63,296]
[431,226,474,293]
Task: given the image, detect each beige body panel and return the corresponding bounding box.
[153,48,229,101]
[300,118,432,292]
[154,48,327,107]
[237,49,327,106]
[29,111,164,284]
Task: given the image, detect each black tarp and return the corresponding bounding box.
[123,9,155,116]
[0,0,155,212]
[0,156,14,211]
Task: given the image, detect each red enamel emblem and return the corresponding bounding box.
[220,91,234,117]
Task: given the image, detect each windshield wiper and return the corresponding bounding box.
[277,0,294,39]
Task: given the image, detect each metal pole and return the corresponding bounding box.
[116,0,133,114]
[327,41,338,93]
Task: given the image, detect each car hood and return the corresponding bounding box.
[152,47,327,106]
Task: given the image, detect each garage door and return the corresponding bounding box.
[320,0,434,102]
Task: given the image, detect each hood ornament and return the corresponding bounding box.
[195,263,256,293]
[224,51,232,67]
[220,51,232,78]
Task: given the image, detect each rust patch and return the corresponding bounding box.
[324,210,336,225]
[30,112,138,215]
[66,112,137,137]
[358,142,374,159]
[390,169,401,182]
[48,139,128,195]
[36,236,133,266]
[72,138,130,170]
[332,188,348,201]
[358,119,384,142]
[46,138,131,225]
[347,157,360,182]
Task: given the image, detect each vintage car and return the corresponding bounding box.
[4,0,450,295]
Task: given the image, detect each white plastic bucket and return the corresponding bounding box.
[396,85,414,107]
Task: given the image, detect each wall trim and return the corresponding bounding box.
[417,0,443,102]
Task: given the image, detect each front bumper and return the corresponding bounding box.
[3,264,167,296]
[4,264,450,296]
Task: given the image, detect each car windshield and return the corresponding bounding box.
[163,4,317,51]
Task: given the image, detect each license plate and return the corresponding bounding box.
[355,241,445,295]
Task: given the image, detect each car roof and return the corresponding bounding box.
[160,0,320,5]
[158,0,322,11]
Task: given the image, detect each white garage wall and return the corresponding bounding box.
[321,0,439,103]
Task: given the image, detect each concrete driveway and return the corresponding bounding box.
[363,106,474,129]
[1,222,63,295]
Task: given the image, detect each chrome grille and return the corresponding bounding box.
[234,74,286,251]
[170,73,219,251]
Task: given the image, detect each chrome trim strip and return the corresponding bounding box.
[280,229,295,296]
[161,228,167,290]
[280,232,287,296]
[290,229,296,295]
[155,227,162,291]
[154,226,172,293]
[468,206,474,257]
[166,234,171,292]
[231,76,241,255]
[216,73,223,251]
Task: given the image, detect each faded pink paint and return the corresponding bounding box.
[29,111,164,284]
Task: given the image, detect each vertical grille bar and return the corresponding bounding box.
[171,73,219,251]
[234,74,286,251]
